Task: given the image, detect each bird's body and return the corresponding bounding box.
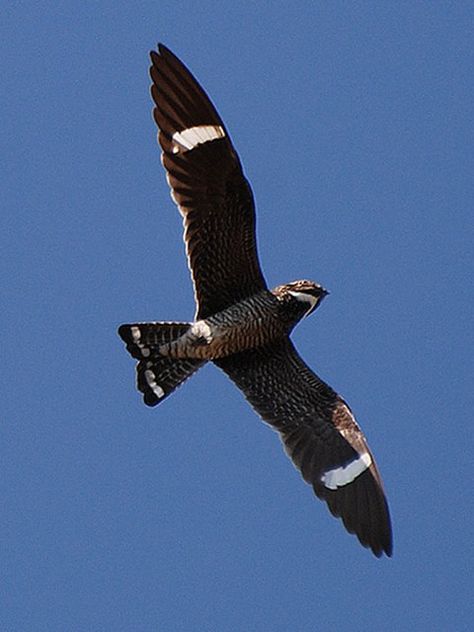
[139,282,325,361]
[118,44,393,557]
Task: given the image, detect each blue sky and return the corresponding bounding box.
[2,2,472,630]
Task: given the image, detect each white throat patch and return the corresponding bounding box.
[172,125,225,153]
[288,290,318,316]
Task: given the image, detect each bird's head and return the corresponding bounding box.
[272,280,329,319]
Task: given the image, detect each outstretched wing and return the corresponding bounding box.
[150,44,267,319]
[215,338,392,557]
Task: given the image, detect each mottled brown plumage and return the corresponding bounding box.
[118,44,392,557]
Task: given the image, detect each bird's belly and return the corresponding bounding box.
[161,298,287,360]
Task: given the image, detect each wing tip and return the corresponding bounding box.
[352,484,393,558]
[150,43,171,60]
[157,42,170,56]
[312,466,393,559]
[151,43,188,71]
[368,534,393,558]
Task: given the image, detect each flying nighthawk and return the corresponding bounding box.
[118,44,392,557]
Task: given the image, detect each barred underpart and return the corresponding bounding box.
[117,43,393,558]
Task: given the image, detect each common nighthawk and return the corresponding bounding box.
[118,44,392,557]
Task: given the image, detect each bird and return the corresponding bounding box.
[118,44,392,558]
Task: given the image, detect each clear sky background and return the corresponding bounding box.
[2,2,472,631]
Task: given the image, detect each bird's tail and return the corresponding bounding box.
[118,322,205,406]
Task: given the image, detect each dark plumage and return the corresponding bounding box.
[118,44,392,557]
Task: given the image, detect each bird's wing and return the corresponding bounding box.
[215,338,392,557]
[150,44,267,319]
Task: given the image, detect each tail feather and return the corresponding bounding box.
[118,321,191,360]
[137,356,205,406]
[118,322,205,406]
